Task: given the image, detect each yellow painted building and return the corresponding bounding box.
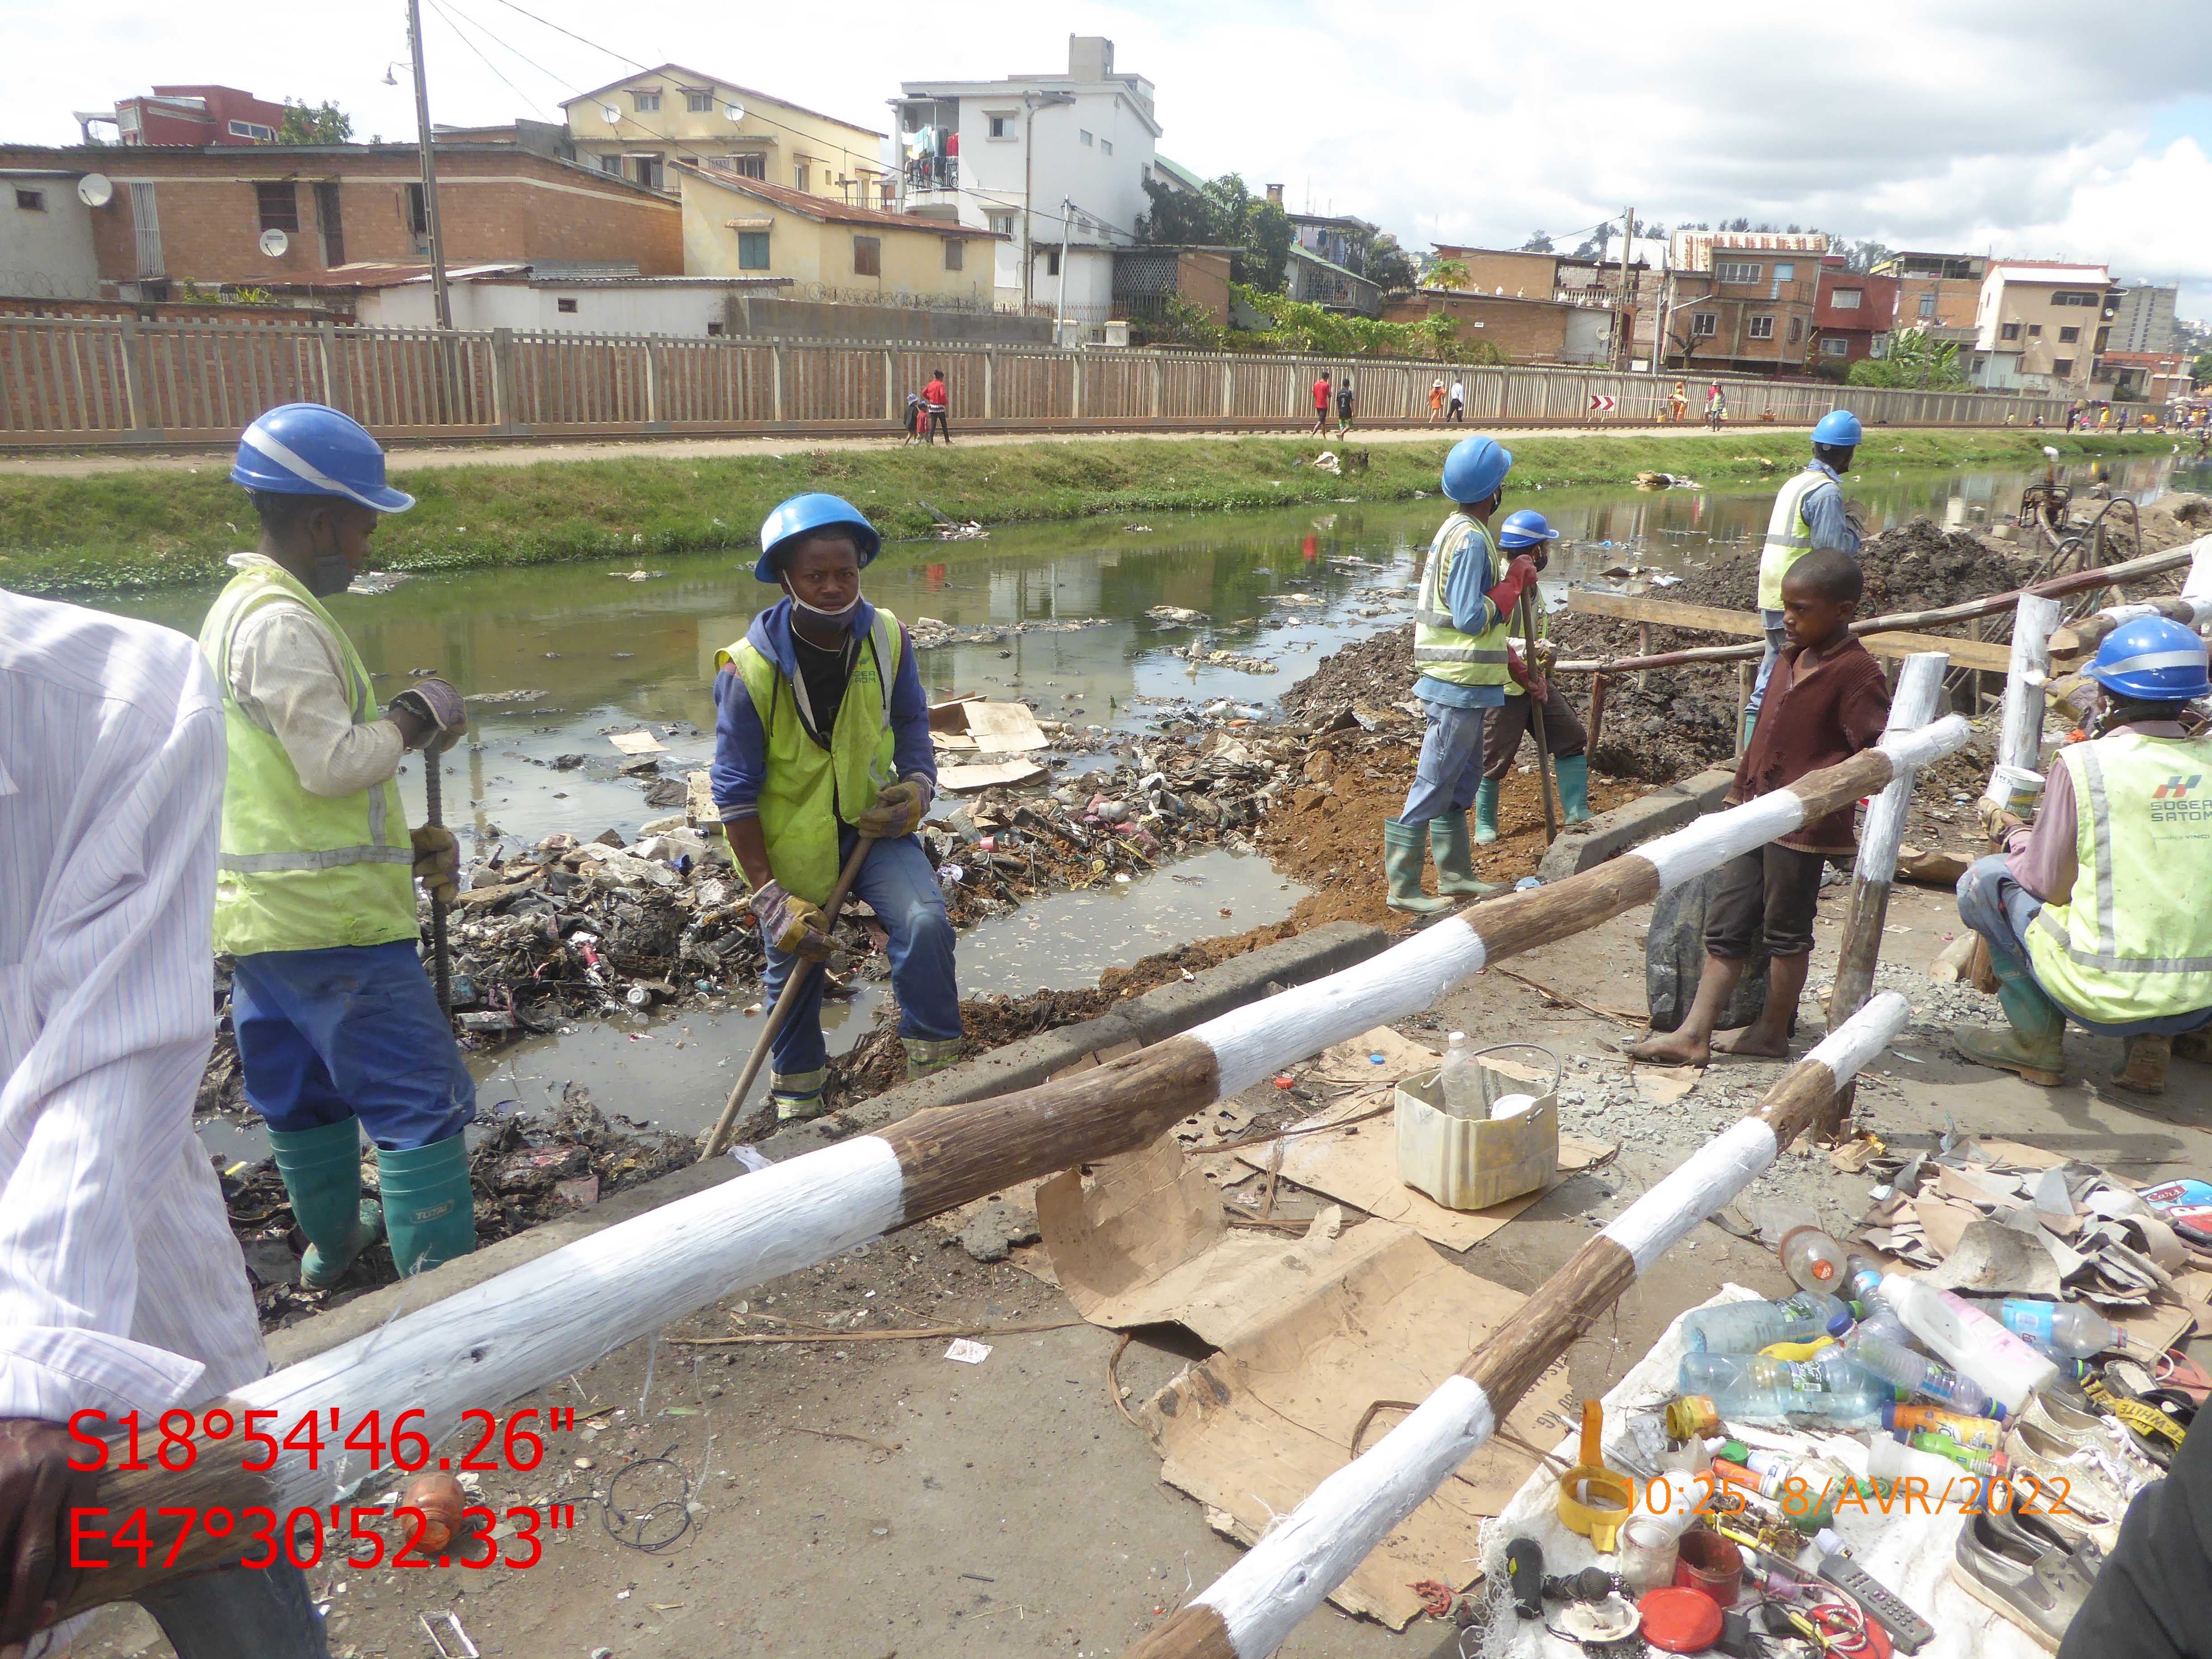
[562,64,887,204]
[678,167,1003,304]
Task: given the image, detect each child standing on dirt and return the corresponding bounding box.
[1626,549,1889,1066]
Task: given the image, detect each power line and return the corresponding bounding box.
[424,0,550,117]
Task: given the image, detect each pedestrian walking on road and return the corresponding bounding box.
[1705,381,1727,428]
[206,405,479,1289]
[1429,378,1445,423]
[1671,379,1689,422]
[0,591,326,1659]
[1336,372,1357,434]
[1311,370,1333,435]
[900,391,924,446]
[923,369,951,444]
[1447,376,1466,422]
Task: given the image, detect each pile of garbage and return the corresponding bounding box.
[908,615,1114,649]
[1493,1160,2201,1652]
[224,1085,689,1327]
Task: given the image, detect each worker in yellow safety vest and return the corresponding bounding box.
[1473,509,1593,844]
[202,403,476,1288]
[711,493,961,1120]
[1748,408,1864,746]
[1387,435,1542,913]
[1956,617,2212,1095]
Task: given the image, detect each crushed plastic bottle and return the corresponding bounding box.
[1845,1329,1994,1417]
[1676,1350,1890,1428]
[1999,1299,2123,1359]
[1679,1291,1855,1355]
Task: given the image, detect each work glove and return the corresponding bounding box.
[388,677,468,755]
[1506,648,1550,706]
[1531,639,1558,673]
[749,881,832,961]
[851,778,929,839]
[1484,554,1541,622]
[1975,800,2026,842]
[410,825,461,904]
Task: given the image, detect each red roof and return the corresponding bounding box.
[677,166,1006,237]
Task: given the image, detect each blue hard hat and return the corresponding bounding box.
[2085,615,2212,702]
[1812,409,1864,449]
[230,403,413,512]
[755,492,881,582]
[1442,434,1513,504]
[1497,509,1560,549]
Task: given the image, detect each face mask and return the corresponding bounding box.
[307,549,355,598]
[788,590,862,628]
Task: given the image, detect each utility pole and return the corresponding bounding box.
[1021,93,1039,312]
[1618,204,1634,368]
[406,0,453,329]
[1053,198,1075,345]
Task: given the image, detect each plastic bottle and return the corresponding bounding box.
[1884,1401,2004,1452]
[1679,1291,1856,1355]
[1878,1273,2057,1414]
[1438,1031,1486,1120]
[2000,1299,2123,1359]
[1843,1255,1889,1309]
[1674,1350,1891,1428]
[1904,1429,2006,1476]
[1853,1302,1913,1350]
[1779,1225,1853,1294]
[1845,1329,1994,1417]
[1866,1434,1981,1502]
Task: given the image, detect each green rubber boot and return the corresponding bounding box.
[266,1118,382,1290]
[1556,754,1593,826]
[1955,957,2066,1086]
[769,1065,830,1122]
[1473,779,1502,844]
[1429,813,1502,899]
[1740,706,1759,752]
[903,1036,963,1083]
[1383,818,1454,915]
[376,1134,478,1278]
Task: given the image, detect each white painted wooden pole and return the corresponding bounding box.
[1130,994,1912,1659]
[1983,593,2062,811]
[58,726,1965,1617]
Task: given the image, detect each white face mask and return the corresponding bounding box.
[788,590,862,627]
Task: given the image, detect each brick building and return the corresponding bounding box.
[0,141,681,301]
[1382,287,1614,364]
[1875,251,1986,333]
[1812,258,1898,371]
[1660,230,1828,377]
[75,85,288,147]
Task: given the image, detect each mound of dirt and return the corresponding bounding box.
[1278,625,1416,724]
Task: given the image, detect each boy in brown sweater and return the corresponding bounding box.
[1628,549,1891,1064]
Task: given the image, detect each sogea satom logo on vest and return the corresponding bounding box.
[2150,774,2212,824]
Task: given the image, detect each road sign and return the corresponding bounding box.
[1588,394,1617,412]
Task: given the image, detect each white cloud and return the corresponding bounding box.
[6,0,2207,319]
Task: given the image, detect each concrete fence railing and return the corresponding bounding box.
[0,314,2074,448]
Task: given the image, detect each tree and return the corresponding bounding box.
[1848,331,1969,390]
[2193,350,2212,389]
[1519,230,1555,253]
[1422,258,1469,290]
[1138,178,1217,246]
[278,99,353,145]
[1366,231,1416,292]
[1137,172,1293,291]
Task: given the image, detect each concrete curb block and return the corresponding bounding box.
[1534,766,1738,883]
[268,918,1391,1368]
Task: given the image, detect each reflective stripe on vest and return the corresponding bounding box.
[1412,514,1511,687]
[1756,466,1840,611]
[720,612,903,907]
[2025,731,2212,1023]
[197,564,417,956]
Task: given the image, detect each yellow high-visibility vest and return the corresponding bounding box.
[1757,465,1842,610]
[1412,514,1511,691]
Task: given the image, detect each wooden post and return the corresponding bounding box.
[1825,653,1948,1133]
[488,327,515,434]
[51,727,1966,1618]
[1519,591,1558,844]
[2046,537,2212,662]
[1124,995,1912,1659]
[1636,620,1653,689]
[1735,659,1755,755]
[1585,674,1609,757]
[983,349,995,423]
[115,315,146,434]
[1965,594,2063,994]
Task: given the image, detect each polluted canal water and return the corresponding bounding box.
[114,451,2192,1150]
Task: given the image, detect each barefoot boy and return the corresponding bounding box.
[1627,549,1889,1064]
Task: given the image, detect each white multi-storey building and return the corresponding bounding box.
[891,35,1159,321]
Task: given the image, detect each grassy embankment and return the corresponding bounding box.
[0,430,2175,597]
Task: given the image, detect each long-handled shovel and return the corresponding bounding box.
[1518,590,1559,846]
[699,834,876,1161]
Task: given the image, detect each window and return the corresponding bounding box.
[315,180,343,265]
[1772,262,1795,283]
[988,113,1010,139]
[1748,314,1775,338]
[632,90,661,112]
[1716,260,1760,284]
[557,297,577,313]
[733,154,765,180]
[738,231,770,270]
[1821,337,1849,356]
[853,234,881,276]
[707,320,724,335]
[633,155,663,190]
[598,154,622,174]
[1830,289,1862,309]
[2026,323,2041,337]
[1079,129,1093,146]
[406,183,428,236]
[1692,311,1717,336]
[794,164,809,192]
[687,90,712,113]
[14,188,43,211]
[1788,316,1804,344]
[2059,326,2079,343]
[1045,247,1061,277]
[988,211,1015,236]
[2053,358,2075,378]
[1918,294,1936,318]
[943,238,964,271]
[1100,138,1112,155]
[1974,356,1988,373]
[254,181,298,233]
[2001,321,2020,341]
[227,120,276,141]
[2053,290,2101,306]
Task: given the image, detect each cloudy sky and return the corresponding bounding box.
[11,0,2210,323]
